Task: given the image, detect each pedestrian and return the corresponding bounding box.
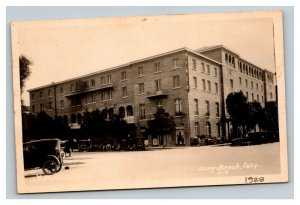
[64,140,73,157]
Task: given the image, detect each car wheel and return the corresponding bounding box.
[42,159,58,175]
[106,144,112,150]
[56,162,63,172]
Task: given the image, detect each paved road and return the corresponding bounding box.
[23,142,281,193]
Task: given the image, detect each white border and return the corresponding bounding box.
[2,1,298,204]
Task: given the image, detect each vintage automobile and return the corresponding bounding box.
[23,139,63,175]
[78,139,91,152]
[231,131,279,146]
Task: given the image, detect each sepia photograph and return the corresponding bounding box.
[11,10,288,193]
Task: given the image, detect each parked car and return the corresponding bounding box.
[231,131,279,146]
[23,139,63,175]
[78,139,91,152]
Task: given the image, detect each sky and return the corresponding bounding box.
[14,12,276,105]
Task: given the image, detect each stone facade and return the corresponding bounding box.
[28,45,276,145]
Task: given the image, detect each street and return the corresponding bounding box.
[23,142,281,192]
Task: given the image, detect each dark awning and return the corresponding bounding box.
[65,84,114,97]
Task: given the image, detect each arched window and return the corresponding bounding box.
[108,108,114,119]
[126,105,133,116]
[77,113,82,124]
[101,109,108,119]
[119,106,125,118]
[71,114,76,123]
[63,115,68,125]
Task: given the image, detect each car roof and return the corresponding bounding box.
[23,138,61,145]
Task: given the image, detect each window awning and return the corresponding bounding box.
[65,84,114,97]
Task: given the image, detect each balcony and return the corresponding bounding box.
[147,90,168,99]
[124,116,138,124]
[65,83,114,97]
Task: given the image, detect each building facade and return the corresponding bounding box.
[28,45,276,146]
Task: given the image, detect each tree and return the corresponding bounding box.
[263,101,279,131]
[19,55,32,95]
[247,101,264,131]
[148,108,175,147]
[226,91,249,138]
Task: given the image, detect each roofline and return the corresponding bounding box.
[238,57,269,72]
[28,47,188,92]
[196,45,273,73]
[186,48,222,66]
[196,45,241,57]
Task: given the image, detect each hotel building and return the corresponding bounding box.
[28,45,277,146]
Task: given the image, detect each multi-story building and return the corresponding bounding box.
[28,45,276,146]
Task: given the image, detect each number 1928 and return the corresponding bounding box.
[245,177,264,184]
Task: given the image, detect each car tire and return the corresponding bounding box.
[42,159,58,175]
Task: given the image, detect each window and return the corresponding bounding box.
[100,76,105,85]
[239,77,242,85]
[31,94,35,101]
[100,92,104,101]
[262,96,264,103]
[195,122,199,136]
[192,59,196,70]
[90,79,95,87]
[194,99,199,115]
[193,77,197,89]
[256,83,258,90]
[245,79,248,87]
[107,90,112,100]
[216,102,220,117]
[107,75,111,84]
[202,79,206,91]
[60,100,64,109]
[214,67,217,77]
[173,58,179,68]
[71,98,80,106]
[71,84,75,92]
[122,87,127,97]
[138,66,144,76]
[40,92,43,99]
[230,79,234,90]
[154,62,160,72]
[75,83,79,91]
[207,81,211,92]
[121,71,127,80]
[175,99,182,114]
[60,87,64,94]
[139,83,145,94]
[155,79,162,91]
[201,62,205,73]
[251,81,253,89]
[139,104,146,119]
[215,83,218,93]
[87,93,96,103]
[100,90,113,101]
[48,102,52,110]
[32,105,35,113]
[257,95,259,102]
[205,101,210,116]
[246,92,249,98]
[270,92,273,99]
[206,65,210,74]
[48,90,52,97]
[252,93,254,101]
[173,76,180,88]
[40,104,44,112]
